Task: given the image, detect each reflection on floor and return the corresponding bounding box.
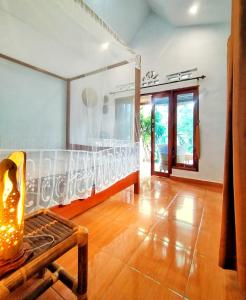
[12,176,244,300]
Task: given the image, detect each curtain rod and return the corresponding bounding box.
[141,75,206,90]
[109,75,206,95]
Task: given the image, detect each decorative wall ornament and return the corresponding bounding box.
[142,71,160,87]
[110,82,134,95]
[166,68,198,82]
[82,88,98,107]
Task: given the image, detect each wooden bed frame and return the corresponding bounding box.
[51,171,140,219]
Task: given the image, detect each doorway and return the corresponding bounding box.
[140,86,199,178]
[140,96,152,178]
[151,92,172,177]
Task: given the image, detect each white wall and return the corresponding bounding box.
[131,13,230,183]
[0,59,66,149]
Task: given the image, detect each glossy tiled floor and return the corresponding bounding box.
[11,176,244,300]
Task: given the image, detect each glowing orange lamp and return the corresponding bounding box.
[0,152,28,274]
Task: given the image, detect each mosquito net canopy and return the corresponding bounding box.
[0,0,139,149]
[0,0,134,77]
[0,0,140,211]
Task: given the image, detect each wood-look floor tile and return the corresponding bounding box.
[195,228,220,262]
[185,253,244,300]
[129,235,192,295]
[7,278,64,300]
[199,211,221,234]
[37,288,65,300]
[171,195,204,211]
[151,218,198,251]
[54,251,125,300]
[90,220,130,249]
[75,214,127,242]
[12,177,243,299]
[114,206,160,233]
[102,227,146,263]
[101,265,182,300]
[91,200,133,219]
[56,242,101,272]
[166,205,203,227]
[110,190,137,205]
[87,251,125,299]
[51,282,76,300]
[203,190,222,214]
[177,188,206,198]
[132,198,169,217]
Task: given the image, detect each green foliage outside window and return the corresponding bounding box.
[140,102,194,157]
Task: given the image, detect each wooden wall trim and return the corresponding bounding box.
[69,60,129,81]
[66,80,71,149]
[51,171,140,219]
[0,53,130,83]
[0,53,67,81]
[170,175,223,191]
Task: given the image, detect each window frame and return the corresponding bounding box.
[172,86,199,172]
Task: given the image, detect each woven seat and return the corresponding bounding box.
[0,209,88,300]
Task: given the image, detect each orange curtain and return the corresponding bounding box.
[219,0,246,291]
[195,123,200,159]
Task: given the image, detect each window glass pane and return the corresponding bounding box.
[176,93,194,165]
[154,97,169,173]
[115,97,133,140]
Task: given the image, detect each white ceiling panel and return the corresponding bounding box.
[85,0,150,43]
[0,0,135,78]
[147,0,231,26]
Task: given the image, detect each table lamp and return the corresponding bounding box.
[0,152,28,273]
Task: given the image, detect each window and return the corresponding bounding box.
[173,88,199,171]
[115,97,134,141]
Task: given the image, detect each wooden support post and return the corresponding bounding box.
[135,58,141,193]
[77,228,88,298]
[66,80,71,149]
[134,171,140,194]
[135,64,141,143]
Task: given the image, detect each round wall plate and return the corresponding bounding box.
[82,88,98,107]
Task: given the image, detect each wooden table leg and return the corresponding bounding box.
[37,268,46,279]
[77,228,88,299]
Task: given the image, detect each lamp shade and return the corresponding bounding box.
[0,152,26,261]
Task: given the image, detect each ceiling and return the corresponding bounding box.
[0,0,231,77]
[0,0,134,77]
[85,0,231,44]
[147,0,231,26]
[85,0,150,43]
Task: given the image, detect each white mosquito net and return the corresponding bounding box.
[70,62,136,148]
[0,0,140,213]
